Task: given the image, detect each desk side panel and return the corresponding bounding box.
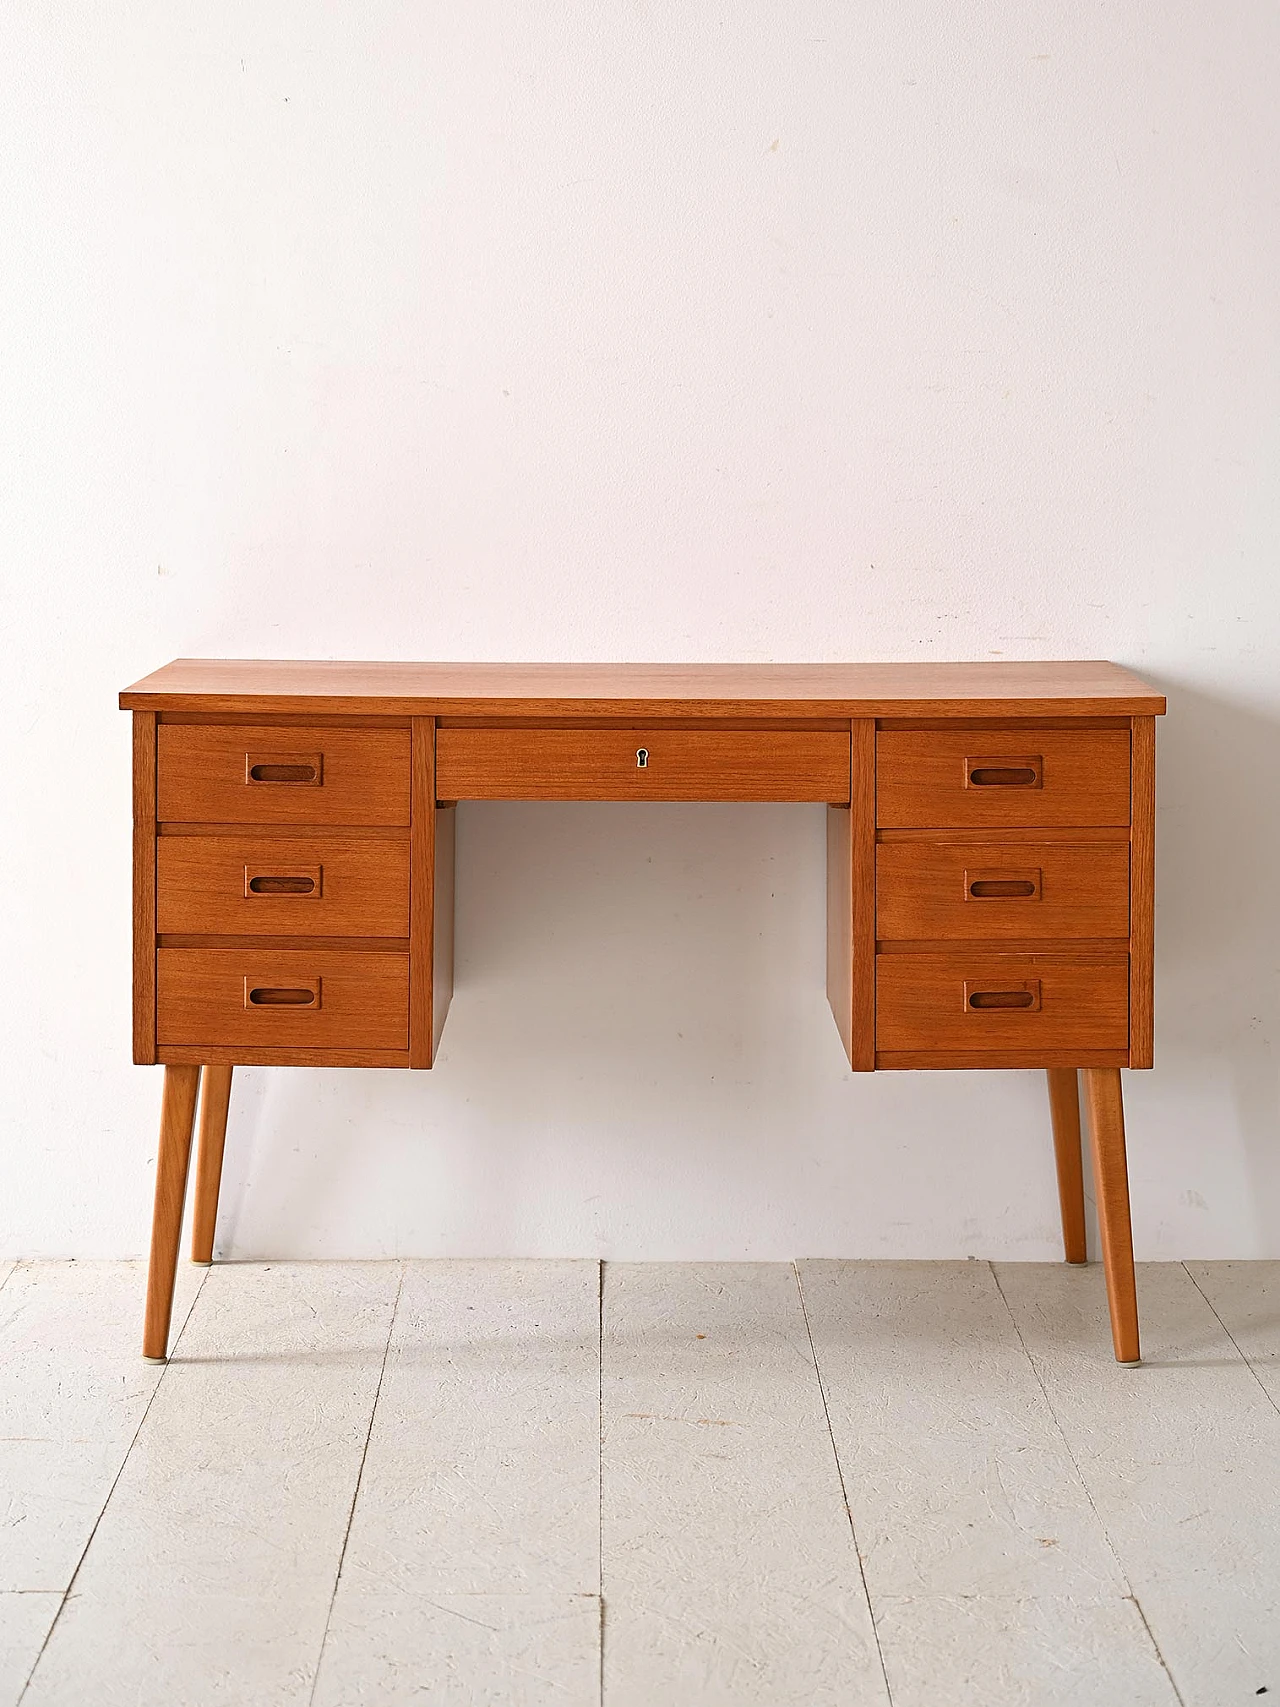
[1129,715,1156,1067]
[825,721,875,1070]
[433,803,455,1058]
[409,718,455,1066]
[825,805,852,1062]
[409,718,436,1066]
[132,712,157,1063]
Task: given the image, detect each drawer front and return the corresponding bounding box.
[157,836,409,937]
[876,842,1130,941]
[876,730,1131,828]
[157,725,410,825]
[157,948,408,1050]
[436,728,851,802]
[876,953,1129,1052]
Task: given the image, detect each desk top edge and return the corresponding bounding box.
[120,658,1167,717]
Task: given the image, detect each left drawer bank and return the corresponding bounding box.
[146,719,415,1067]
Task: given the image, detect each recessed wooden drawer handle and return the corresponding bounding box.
[963,978,1041,1013]
[965,756,1043,789]
[964,867,1043,902]
[244,977,321,1008]
[243,864,323,899]
[245,752,324,786]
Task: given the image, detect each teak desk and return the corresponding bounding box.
[121,660,1164,1364]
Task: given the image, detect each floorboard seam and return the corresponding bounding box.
[988,1262,1188,1707]
[15,1261,210,1705]
[597,1258,605,1707]
[1129,1593,1188,1706]
[1181,1261,1280,1419]
[792,1261,895,1706]
[306,1259,406,1707]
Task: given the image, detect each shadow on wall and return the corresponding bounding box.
[220,802,860,1256]
[1147,680,1280,1246]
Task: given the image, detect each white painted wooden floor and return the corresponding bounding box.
[1,1260,1278,1705]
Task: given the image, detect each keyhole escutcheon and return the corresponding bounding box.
[636,748,648,769]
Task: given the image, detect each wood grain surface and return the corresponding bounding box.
[190,1064,233,1266]
[876,728,1133,828]
[132,713,157,1064]
[436,726,852,801]
[1129,715,1157,1067]
[1046,1067,1088,1263]
[157,724,410,826]
[825,721,877,1069]
[157,835,409,937]
[121,658,1167,718]
[849,719,877,1068]
[876,840,1130,941]
[1082,1066,1140,1362]
[157,948,409,1051]
[825,802,854,1064]
[408,718,449,1066]
[432,803,455,1058]
[157,1044,410,1068]
[876,952,1130,1054]
[142,1065,201,1359]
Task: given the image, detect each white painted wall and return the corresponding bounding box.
[2,2,1278,1261]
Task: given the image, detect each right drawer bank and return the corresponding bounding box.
[874,725,1133,1066]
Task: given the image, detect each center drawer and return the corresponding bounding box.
[435,727,851,802]
[157,948,409,1050]
[157,836,410,937]
[877,840,1130,941]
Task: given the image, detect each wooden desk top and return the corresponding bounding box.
[121,659,1165,720]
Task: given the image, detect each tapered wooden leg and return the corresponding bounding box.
[191,1064,233,1266]
[1082,1067,1140,1364]
[142,1064,201,1362]
[1046,1068,1088,1264]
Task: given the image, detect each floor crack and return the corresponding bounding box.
[989,1262,1187,1707]
[597,1257,605,1707]
[17,1263,209,1704]
[1182,1261,1280,1420]
[307,1259,405,1707]
[792,1260,895,1707]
